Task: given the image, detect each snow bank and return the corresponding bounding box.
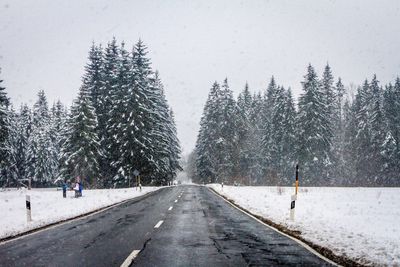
[208,184,400,266]
[0,187,161,240]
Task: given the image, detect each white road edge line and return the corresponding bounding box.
[120,249,140,267]
[168,206,173,211]
[208,187,340,267]
[154,220,164,228]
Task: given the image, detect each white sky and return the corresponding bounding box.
[1,0,400,155]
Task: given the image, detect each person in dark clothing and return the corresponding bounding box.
[62,182,67,198]
[79,182,83,197]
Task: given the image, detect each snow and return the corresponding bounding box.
[208,184,400,266]
[0,186,161,240]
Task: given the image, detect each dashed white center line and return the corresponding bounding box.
[174,199,178,203]
[120,249,141,267]
[168,206,173,211]
[154,220,164,228]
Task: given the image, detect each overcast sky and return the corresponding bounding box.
[1,0,400,155]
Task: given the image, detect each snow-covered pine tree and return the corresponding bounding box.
[107,42,131,184]
[320,64,337,182]
[236,83,253,182]
[144,71,172,185]
[342,98,358,185]
[98,38,120,183]
[262,76,278,178]
[84,43,104,117]
[332,78,346,184]
[3,107,20,187]
[151,72,182,184]
[0,70,11,186]
[382,78,400,185]
[49,101,68,183]
[265,85,297,185]
[26,90,57,186]
[247,92,265,184]
[368,75,386,184]
[353,80,372,185]
[267,85,286,184]
[14,104,32,184]
[61,85,102,187]
[217,78,239,183]
[124,39,158,185]
[195,82,221,183]
[280,88,297,184]
[166,109,183,181]
[297,64,333,186]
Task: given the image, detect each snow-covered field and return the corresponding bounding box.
[209,184,400,266]
[0,187,161,240]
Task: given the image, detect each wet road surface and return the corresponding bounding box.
[0,185,333,266]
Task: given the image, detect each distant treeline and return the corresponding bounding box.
[0,38,182,188]
[189,65,400,187]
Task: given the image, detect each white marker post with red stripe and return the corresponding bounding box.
[290,164,299,221]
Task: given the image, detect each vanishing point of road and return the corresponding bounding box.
[0,185,334,266]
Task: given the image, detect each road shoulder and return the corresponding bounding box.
[208,186,363,267]
[0,188,165,244]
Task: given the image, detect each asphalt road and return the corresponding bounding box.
[0,185,333,267]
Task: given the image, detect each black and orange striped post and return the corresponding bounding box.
[290,164,299,221]
[295,164,299,195]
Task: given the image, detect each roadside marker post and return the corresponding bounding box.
[26,195,32,222]
[290,164,299,221]
[133,169,140,191]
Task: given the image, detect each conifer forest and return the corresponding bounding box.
[0,39,182,188]
[1,41,400,188]
[189,64,400,187]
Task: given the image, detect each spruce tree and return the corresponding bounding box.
[332,78,346,183]
[195,82,221,183]
[368,75,385,184]
[61,85,102,187]
[267,85,286,184]
[26,91,57,186]
[166,109,183,181]
[353,81,372,185]
[280,88,297,184]
[297,64,333,185]
[237,83,253,182]
[248,92,265,184]
[49,101,68,182]
[15,104,32,183]
[383,78,400,185]
[146,71,173,184]
[320,64,337,181]
[262,76,278,176]
[342,98,358,185]
[98,38,120,182]
[122,39,157,184]
[217,78,238,183]
[84,43,104,118]
[107,42,131,184]
[0,71,11,186]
